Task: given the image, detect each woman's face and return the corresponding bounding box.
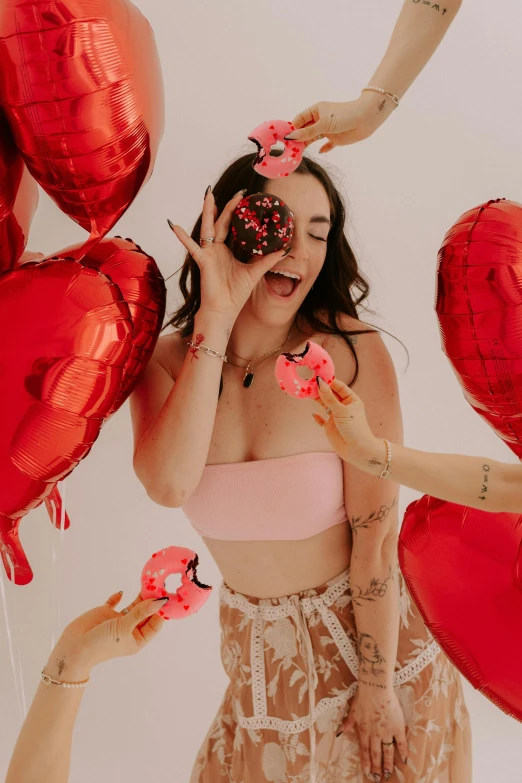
[246,172,332,324]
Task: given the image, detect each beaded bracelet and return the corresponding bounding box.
[41,670,90,689]
[377,439,392,479]
[362,86,400,107]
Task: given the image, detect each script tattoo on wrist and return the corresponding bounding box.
[350,566,394,606]
[358,679,389,690]
[478,464,490,502]
[412,0,448,12]
[349,498,398,535]
[357,633,386,677]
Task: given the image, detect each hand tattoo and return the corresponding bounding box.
[478,464,490,502]
[349,498,398,535]
[357,633,386,677]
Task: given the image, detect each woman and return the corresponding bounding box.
[314,379,522,514]
[288,0,462,152]
[131,153,471,782]
[5,593,168,783]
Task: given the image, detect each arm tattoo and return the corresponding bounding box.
[57,657,67,677]
[367,457,383,468]
[357,633,386,677]
[189,333,204,360]
[349,498,398,535]
[412,0,448,12]
[358,679,389,690]
[478,464,490,502]
[350,566,394,606]
[377,99,387,114]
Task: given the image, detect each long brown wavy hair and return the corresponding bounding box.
[164,153,404,390]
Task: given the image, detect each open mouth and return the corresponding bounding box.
[264,269,301,298]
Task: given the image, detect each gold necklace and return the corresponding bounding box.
[227,325,293,388]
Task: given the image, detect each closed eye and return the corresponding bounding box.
[309,234,328,242]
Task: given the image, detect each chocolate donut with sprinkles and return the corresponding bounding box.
[230,192,294,262]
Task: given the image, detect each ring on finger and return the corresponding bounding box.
[317,134,325,140]
[199,237,215,247]
[121,608,130,615]
[382,740,394,746]
[191,248,203,258]
[324,407,332,416]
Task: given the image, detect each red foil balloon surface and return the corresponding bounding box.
[0,0,164,258]
[0,258,134,584]
[436,199,522,458]
[399,495,522,721]
[51,236,166,411]
[0,110,39,273]
[0,239,165,584]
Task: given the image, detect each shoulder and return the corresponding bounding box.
[311,313,396,391]
[152,330,189,380]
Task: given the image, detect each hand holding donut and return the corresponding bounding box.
[44,592,168,681]
[312,377,383,464]
[168,189,292,321]
[286,92,397,153]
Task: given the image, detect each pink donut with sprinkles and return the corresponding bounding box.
[141,546,212,620]
[275,341,335,400]
[249,120,305,178]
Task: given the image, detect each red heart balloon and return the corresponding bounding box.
[436,199,522,458]
[0,238,165,584]
[399,495,522,721]
[49,237,166,412]
[0,109,39,274]
[0,0,164,258]
[0,258,134,584]
[400,199,522,722]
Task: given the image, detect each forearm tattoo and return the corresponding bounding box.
[350,566,395,606]
[56,657,67,677]
[412,0,448,12]
[357,633,386,677]
[377,99,387,115]
[478,464,490,502]
[349,498,398,535]
[189,333,204,360]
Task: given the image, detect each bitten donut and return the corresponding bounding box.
[140,546,212,620]
[230,193,294,259]
[275,341,335,400]
[248,120,305,178]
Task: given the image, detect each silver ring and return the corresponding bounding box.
[199,237,215,247]
[317,134,325,140]
[121,608,130,615]
[324,407,332,416]
[382,740,394,746]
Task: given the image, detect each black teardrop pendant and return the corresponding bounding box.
[243,372,255,388]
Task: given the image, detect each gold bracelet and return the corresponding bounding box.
[362,86,400,107]
[378,439,392,479]
[41,669,90,689]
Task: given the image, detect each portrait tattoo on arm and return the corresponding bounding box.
[478,464,490,502]
[357,633,386,677]
[349,498,398,535]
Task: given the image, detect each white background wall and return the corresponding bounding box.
[1,1,522,780]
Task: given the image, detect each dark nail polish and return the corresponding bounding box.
[316,376,322,386]
[205,185,212,197]
[336,730,342,738]
[154,597,170,602]
[167,219,175,231]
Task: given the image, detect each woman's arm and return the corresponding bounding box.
[341,336,403,694]
[288,0,463,148]
[352,439,522,515]
[314,377,522,515]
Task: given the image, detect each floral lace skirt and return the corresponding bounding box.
[190,567,472,783]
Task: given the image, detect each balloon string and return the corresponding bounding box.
[0,545,25,727]
[50,480,67,655]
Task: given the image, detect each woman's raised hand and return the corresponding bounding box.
[169,189,291,321]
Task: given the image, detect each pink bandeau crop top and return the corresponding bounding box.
[181,452,348,541]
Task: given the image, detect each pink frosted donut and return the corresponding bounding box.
[140,546,212,620]
[249,120,305,179]
[275,341,335,400]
